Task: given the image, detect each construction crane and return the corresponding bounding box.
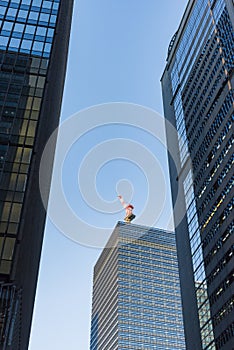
[118,195,136,223]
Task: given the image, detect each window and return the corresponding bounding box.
[32,41,43,52]
[0,36,9,49]
[21,39,33,51]
[2,21,14,31]
[9,38,21,49]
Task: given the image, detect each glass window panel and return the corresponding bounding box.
[0,223,7,234]
[35,87,43,97]
[25,96,33,109]
[32,97,41,110]
[1,202,11,221]
[14,147,23,162]
[9,38,21,49]
[53,2,59,10]
[0,7,7,17]
[18,10,28,19]
[43,1,52,9]
[39,13,49,22]
[33,41,43,51]
[29,75,37,87]
[37,77,45,89]
[20,120,28,136]
[28,11,39,21]
[27,120,37,137]
[0,260,11,274]
[35,34,45,42]
[44,42,51,53]
[7,8,17,17]
[9,174,17,190]
[31,57,41,67]
[40,59,48,69]
[7,223,18,235]
[47,28,54,37]
[22,148,32,163]
[2,238,16,260]
[2,22,13,31]
[19,163,29,173]
[12,163,20,172]
[36,26,46,36]
[25,24,36,34]
[23,32,33,40]
[32,0,42,5]
[12,32,22,39]
[16,174,27,191]
[29,111,39,120]
[0,36,9,49]
[45,36,53,43]
[50,15,56,24]
[0,144,8,156]
[11,193,24,205]
[21,39,33,50]
[14,23,25,32]
[10,203,22,222]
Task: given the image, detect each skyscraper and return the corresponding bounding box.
[90,222,185,350]
[161,0,234,349]
[0,0,73,348]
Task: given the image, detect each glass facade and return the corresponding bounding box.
[183,171,215,349]
[90,222,186,350]
[0,0,58,58]
[162,0,234,349]
[0,0,73,348]
[0,0,60,276]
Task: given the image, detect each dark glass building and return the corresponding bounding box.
[0,0,73,348]
[90,222,185,350]
[161,0,233,349]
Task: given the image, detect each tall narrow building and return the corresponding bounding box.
[161,0,234,349]
[90,222,185,350]
[0,0,74,348]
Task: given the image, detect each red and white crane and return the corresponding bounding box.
[117,195,136,223]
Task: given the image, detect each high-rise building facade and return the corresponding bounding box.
[0,0,73,348]
[90,222,185,350]
[161,0,234,349]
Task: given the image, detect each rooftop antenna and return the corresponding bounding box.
[117,195,136,223]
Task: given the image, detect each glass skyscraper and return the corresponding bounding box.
[90,222,185,350]
[161,0,233,349]
[0,0,73,348]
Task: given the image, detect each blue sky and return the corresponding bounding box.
[29,1,188,349]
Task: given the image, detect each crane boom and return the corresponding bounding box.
[118,195,136,223]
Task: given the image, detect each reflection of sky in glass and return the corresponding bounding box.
[0,0,58,57]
